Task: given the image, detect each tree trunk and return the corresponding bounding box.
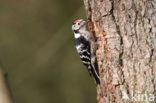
[83,0,156,102]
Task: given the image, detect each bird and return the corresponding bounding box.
[72,19,100,84]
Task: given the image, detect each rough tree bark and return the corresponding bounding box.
[83,0,156,102]
[0,66,13,103]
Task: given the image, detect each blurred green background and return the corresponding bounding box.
[0,0,97,103]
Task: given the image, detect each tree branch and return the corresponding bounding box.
[0,67,13,103]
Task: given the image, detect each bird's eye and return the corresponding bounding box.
[78,23,80,25]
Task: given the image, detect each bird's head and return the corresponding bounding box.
[72,19,88,33]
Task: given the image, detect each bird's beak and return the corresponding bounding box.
[78,20,88,30]
[84,21,88,25]
[81,21,88,27]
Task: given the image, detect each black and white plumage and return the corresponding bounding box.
[72,19,100,84]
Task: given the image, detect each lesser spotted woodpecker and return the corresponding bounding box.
[72,19,100,84]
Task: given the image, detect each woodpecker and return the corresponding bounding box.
[72,19,100,84]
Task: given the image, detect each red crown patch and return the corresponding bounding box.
[73,19,81,24]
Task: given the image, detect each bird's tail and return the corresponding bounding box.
[90,65,100,84]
